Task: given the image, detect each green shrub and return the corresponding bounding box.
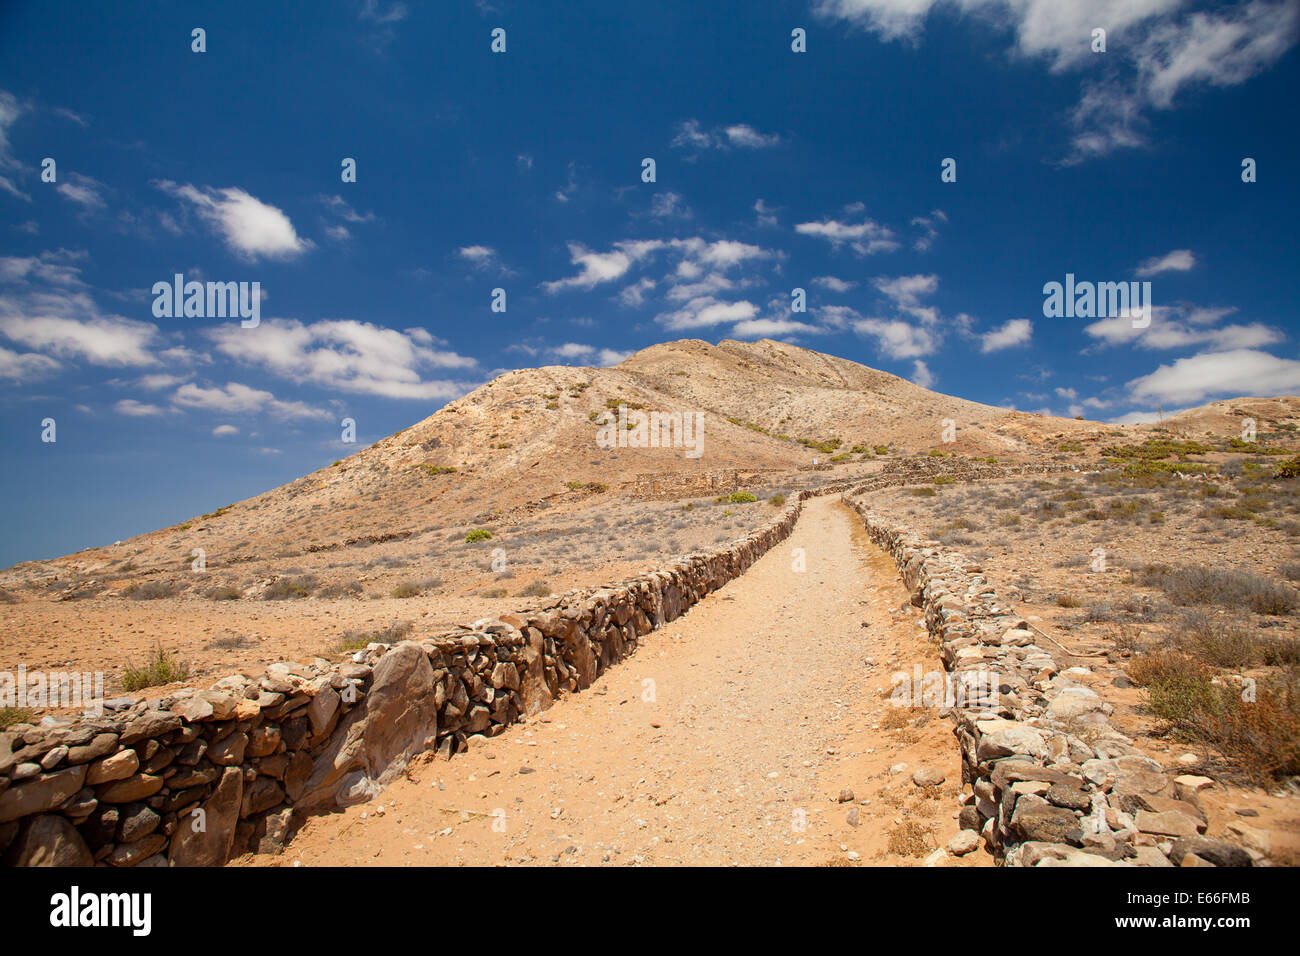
[727,492,757,503]
[0,707,37,730]
[768,493,786,507]
[465,529,493,543]
[121,644,189,691]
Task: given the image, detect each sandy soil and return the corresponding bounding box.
[238,497,985,867]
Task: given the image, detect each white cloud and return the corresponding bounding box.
[910,360,935,389]
[754,199,779,228]
[910,209,947,251]
[208,318,475,400]
[649,191,692,219]
[671,120,781,152]
[852,317,938,358]
[0,344,59,382]
[56,173,107,209]
[0,90,29,201]
[156,181,312,261]
[0,293,157,366]
[316,194,376,224]
[136,373,189,390]
[796,213,899,256]
[0,249,87,287]
[213,424,239,436]
[544,237,774,295]
[730,318,825,339]
[457,244,509,273]
[812,276,856,293]
[1136,248,1196,277]
[359,0,407,23]
[114,398,164,417]
[1126,348,1300,406]
[724,124,782,148]
[172,381,330,420]
[1084,304,1281,351]
[544,241,661,292]
[815,1,1299,163]
[657,297,758,331]
[980,318,1033,352]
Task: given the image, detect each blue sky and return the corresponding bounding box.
[1,0,1298,566]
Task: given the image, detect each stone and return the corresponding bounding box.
[4,814,93,866]
[1167,836,1252,868]
[207,732,247,766]
[66,733,119,765]
[0,766,87,824]
[39,745,69,770]
[116,803,161,843]
[1008,798,1081,845]
[976,720,1049,761]
[106,833,168,867]
[1135,808,1202,838]
[240,777,285,818]
[912,767,946,788]
[96,773,164,803]
[295,641,440,812]
[119,711,182,746]
[169,766,243,866]
[837,788,855,803]
[307,684,341,738]
[85,748,139,784]
[1132,846,1174,867]
[247,724,280,758]
[948,830,980,856]
[1224,822,1270,856]
[1045,783,1092,812]
[171,696,215,722]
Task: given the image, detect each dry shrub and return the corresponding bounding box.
[1129,649,1300,779]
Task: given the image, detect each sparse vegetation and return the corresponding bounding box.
[1139,564,1298,616]
[516,580,553,597]
[121,643,189,691]
[0,707,37,729]
[262,575,318,600]
[206,584,243,600]
[390,581,422,598]
[336,620,412,652]
[122,581,182,601]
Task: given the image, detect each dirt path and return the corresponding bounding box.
[242,497,985,867]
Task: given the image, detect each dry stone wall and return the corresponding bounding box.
[1,497,807,867]
[844,477,1260,868]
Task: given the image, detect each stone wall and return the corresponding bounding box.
[844,479,1260,868]
[1,497,807,867]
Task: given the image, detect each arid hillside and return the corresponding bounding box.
[2,338,1105,583]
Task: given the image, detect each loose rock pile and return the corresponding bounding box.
[1,498,806,866]
[846,489,1264,867]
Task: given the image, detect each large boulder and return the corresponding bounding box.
[295,641,439,813]
[169,766,243,866]
[5,814,93,866]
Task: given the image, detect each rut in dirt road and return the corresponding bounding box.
[258,497,973,867]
